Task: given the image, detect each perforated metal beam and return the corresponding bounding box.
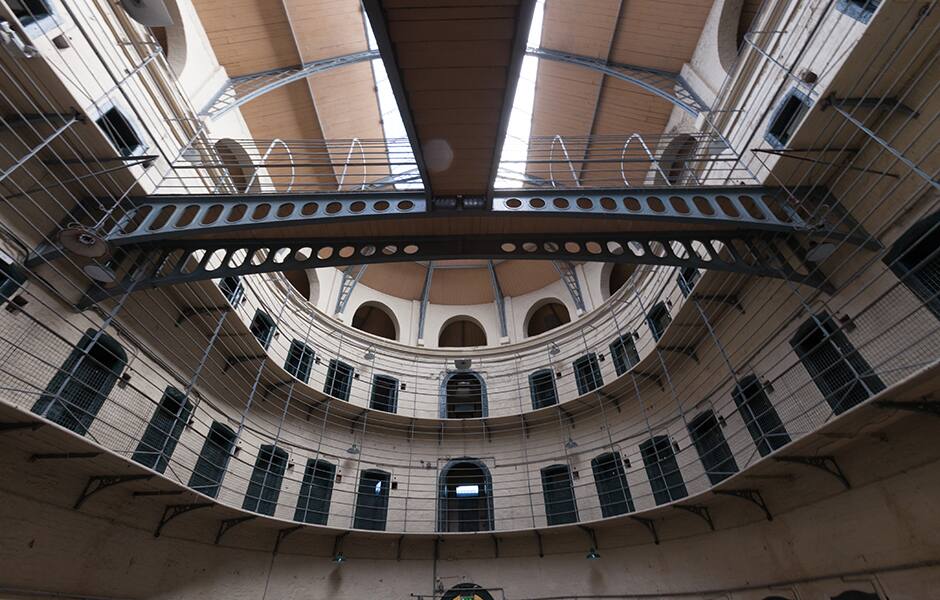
[101,187,852,249]
[80,228,831,306]
[526,47,708,116]
[201,50,379,119]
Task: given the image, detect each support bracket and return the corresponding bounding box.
[875,399,940,417]
[714,488,772,521]
[215,516,256,544]
[691,294,745,314]
[154,502,214,537]
[223,354,267,372]
[176,306,228,327]
[73,474,153,509]
[29,452,100,461]
[661,345,699,363]
[673,504,715,531]
[774,455,850,489]
[0,421,42,433]
[533,530,544,557]
[630,516,660,545]
[274,525,304,554]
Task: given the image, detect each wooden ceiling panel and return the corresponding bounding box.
[373,0,531,195]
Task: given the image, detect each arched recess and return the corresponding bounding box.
[438,316,487,348]
[606,263,636,297]
[213,138,258,193]
[656,134,698,185]
[147,0,187,77]
[351,301,399,341]
[441,371,487,418]
[437,458,494,532]
[442,584,495,600]
[525,299,571,337]
[283,269,318,303]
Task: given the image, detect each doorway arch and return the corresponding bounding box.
[441,371,487,418]
[437,458,494,532]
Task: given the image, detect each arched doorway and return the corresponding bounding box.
[657,134,698,185]
[352,302,398,340]
[442,584,495,600]
[525,300,571,337]
[439,317,487,347]
[608,263,635,297]
[283,269,315,302]
[441,371,487,418]
[213,139,257,193]
[438,459,494,532]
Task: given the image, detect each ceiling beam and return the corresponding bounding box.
[486,0,538,197]
[361,0,431,198]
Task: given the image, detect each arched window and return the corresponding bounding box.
[354,469,391,531]
[213,139,257,193]
[541,464,578,525]
[439,317,487,347]
[610,334,640,375]
[370,374,399,413]
[732,375,790,456]
[529,368,558,409]
[243,444,288,516]
[188,421,236,498]
[250,310,275,349]
[285,340,315,383]
[885,211,940,319]
[573,353,603,394]
[592,452,634,517]
[790,313,884,415]
[657,134,698,185]
[438,459,494,532]
[283,269,313,301]
[33,330,127,436]
[295,459,335,525]
[639,435,687,505]
[442,584,495,600]
[442,371,487,418]
[526,301,571,337]
[736,0,762,50]
[133,386,192,474]
[687,410,738,484]
[352,302,398,340]
[324,359,354,401]
[647,302,672,341]
[608,263,635,297]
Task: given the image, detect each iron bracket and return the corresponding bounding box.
[533,530,544,557]
[215,516,256,544]
[630,517,660,545]
[633,370,664,391]
[714,488,772,521]
[661,345,699,363]
[673,504,715,531]
[0,421,42,433]
[154,502,214,537]
[874,399,940,417]
[223,354,267,372]
[691,294,745,314]
[274,525,304,554]
[774,455,850,489]
[73,474,153,509]
[29,452,99,461]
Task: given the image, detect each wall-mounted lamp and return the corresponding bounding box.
[346,443,360,455]
[332,552,346,564]
[586,547,601,560]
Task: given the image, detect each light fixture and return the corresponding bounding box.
[332,552,346,564]
[565,436,578,449]
[364,346,376,361]
[548,342,560,356]
[586,547,601,560]
[346,443,360,455]
[59,226,110,259]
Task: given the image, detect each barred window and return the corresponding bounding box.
[188,422,236,498]
[132,387,192,473]
[541,464,578,525]
[243,444,289,516]
[639,435,687,505]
